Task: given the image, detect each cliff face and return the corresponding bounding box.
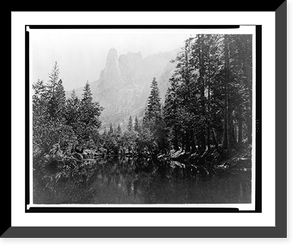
[67,47,178,127]
[93,48,177,126]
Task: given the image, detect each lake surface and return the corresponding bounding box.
[33,157,252,204]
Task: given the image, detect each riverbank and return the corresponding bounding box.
[158,144,252,172]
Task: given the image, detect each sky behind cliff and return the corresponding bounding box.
[30,30,192,91]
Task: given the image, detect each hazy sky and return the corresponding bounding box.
[30,29,192,91]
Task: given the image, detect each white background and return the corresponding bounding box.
[13,13,270,227]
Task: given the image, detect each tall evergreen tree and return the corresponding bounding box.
[80,81,102,127]
[55,79,66,119]
[143,77,161,128]
[127,115,133,132]
[164,38,197,153]
[46,62,66,121]
[109,123,114,135]
[143,77,168,151]
[163,77,181,151]
[78,81,103,142]
[232,35,252,144]
[64,90,80,128]
[81,81,93,105]
[48,61,60,89]
[222,34,230,150]
[134,116,139,132]
[116,124,122,135]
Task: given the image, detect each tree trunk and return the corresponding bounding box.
[228,91,237,149]
[242,51,252,145]
[181,132,185,151]
[247,117,252,144]
[201,40,207,151]
[199,133,206,153]
[222,35,230,150]
[207,49,212,151]
[238,117,243,145]
[207,126,211,151]
[212,127,219,152]
[197,138,202,154]
[185,129,191,153]
[190,129,196,153]
[229,117,237,149]
[174,128,179,151]
[197,34,207,152]
[222,111,229,149]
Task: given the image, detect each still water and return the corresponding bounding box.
[34,157,252,204]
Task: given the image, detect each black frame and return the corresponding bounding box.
[5,2,286,237]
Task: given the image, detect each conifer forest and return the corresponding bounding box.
[32,34,253,204]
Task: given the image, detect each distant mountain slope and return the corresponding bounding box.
[67,47,179,129]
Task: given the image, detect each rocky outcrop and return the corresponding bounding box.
[94,48,178,126]
[66,47,179,128]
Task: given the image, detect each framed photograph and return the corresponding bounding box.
[6,3,286,237]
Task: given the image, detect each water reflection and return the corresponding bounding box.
[33,157,251,204]
[92,158,150,204]
[89,157,251,204]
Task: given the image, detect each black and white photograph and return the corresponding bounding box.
[29,27,256,207]
[7,4,289,240]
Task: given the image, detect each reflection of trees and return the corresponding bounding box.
[92,157,251,204]
[93,157,154,203]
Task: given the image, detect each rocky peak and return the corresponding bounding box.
[106,47,118,63]
[95,47,178,126]
[119,51,142,67]
[99,48,122,88]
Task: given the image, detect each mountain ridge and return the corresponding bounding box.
[66,47,179,129]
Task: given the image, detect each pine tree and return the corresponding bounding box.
[65,90,80,127]
[142,77,169,152]
[233,35,252,144]
[81,81,93,105]
[222,35,230,150]
[109,123,114,135]
[48,61,60,90]
[143,77,161,128]
[116,124,122,135]
[80,81,102,127]
[127,115,133,132]
[79,81,103,142]
[46,62,66,121]
[165,38,197,153]
[32,79,49,154]
[163,78,181,151]
[55,79,66,119]
[32,79,47,117]
[134,116,139,132]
